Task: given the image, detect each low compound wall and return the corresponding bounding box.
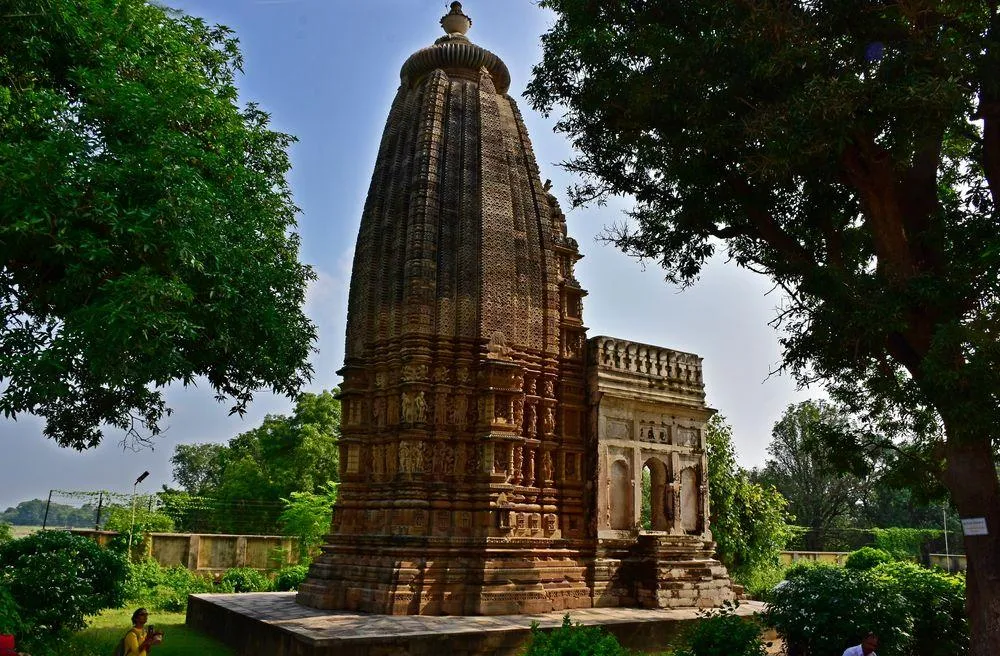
[71,529,299,572]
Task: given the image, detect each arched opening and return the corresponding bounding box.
[609,459,631,529]
[640,464,652,530]
[680,466,699,533]
[641,458,669,531]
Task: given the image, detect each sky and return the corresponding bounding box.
[0,0,817,511]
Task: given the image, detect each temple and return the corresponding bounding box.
[296,2,736,615]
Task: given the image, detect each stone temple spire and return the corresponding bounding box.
[296,2,736,617]
[296,1,592,615]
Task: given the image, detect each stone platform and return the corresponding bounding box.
[186,592,765,656]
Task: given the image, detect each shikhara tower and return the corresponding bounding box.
[297,3,736,615]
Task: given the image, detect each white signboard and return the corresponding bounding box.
[961,517,988,536]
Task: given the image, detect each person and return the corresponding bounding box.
[842,632,878,656]
[119,608,162,656]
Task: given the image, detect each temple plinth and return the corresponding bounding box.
[296,2,736,615]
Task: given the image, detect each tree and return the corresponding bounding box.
[705,415,792,579]
[278,482,338,560]
[527,3,1000,650]
[0,499,94,528]
[756,401,865,549]
[170,443,227,497]
[0,0,316,449]
[167,389,340,505]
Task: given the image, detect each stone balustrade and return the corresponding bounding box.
[589,336,703,385]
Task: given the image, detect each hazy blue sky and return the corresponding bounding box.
[1,0,815,510]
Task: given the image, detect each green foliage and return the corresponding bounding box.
[527,3,1000,647]
[705,415,792,578]
[0,0,316,449]
[0,530,126,635]
[123,559,217,612]
[766,566,911,656]
[783,560,834,581]
[872,528,942,560]
[0,585,23,636]
[0,524,11,545]
[523,615,628,656]
[1,499,96,528]
[733,563,786,602]
[220,567,271,593]
[164,391,341,534]
[103,505,176,560]
[675,602,765,656]
[755,402,865,548]
[170,444,227,497]
[272,565,309,592]
[279,482,337,560]
[845,547,894,571]
[870,561,968,656]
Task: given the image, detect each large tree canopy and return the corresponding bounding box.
[756,401,865,549]
[527,1,1000,652]
[0,0,316,449]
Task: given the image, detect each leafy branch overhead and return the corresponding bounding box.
[0,0,316,449]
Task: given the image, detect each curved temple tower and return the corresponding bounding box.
[297,3,736,615]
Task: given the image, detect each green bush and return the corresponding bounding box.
[0,524,12,545]
[0,530,127,635]
[870,561,968,656]
[220,567,271,593]
[734,564,785,601]
[765,566,911,656]
[523,615,628,656]
[273,565,309,592]
[845,547,894,571]
[783,560,833,580]
[279,482,337,560]
[0,585,23,635]
[124,559,216,612]
[675,601,765,656]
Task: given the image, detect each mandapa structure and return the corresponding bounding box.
[296,2,736,615]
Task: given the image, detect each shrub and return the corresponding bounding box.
[273,565,309,592]
[523,615,628,656]
[0,586,23,636]
[124,558,216,612]
[870,561,968,656]
[0,524,12,546]
[279,482,338,560]
[765,566,911,656]
[0,530,127,634]
[783,560,832,580]
[845,547,894,571]
[675,601,765,656]
[734,563,785,601]
[221,567,271,593]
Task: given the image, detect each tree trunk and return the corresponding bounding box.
[941,433,1000,656]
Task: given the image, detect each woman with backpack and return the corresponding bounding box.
[115,608,162,656]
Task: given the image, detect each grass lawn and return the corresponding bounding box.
[67,607,233,656]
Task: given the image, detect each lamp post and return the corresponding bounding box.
[127,471,150,555]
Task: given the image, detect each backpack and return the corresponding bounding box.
[112,629,134,656]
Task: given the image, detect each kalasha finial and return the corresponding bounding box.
[440,1,472,36]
